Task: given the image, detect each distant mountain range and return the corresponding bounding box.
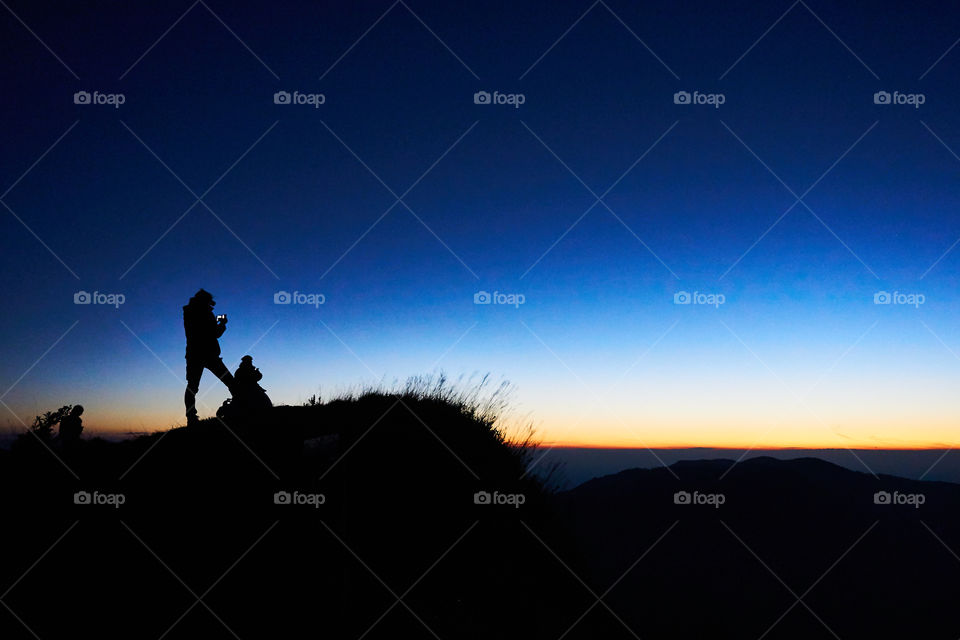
[556,456,960,639]
[540,446,960,488]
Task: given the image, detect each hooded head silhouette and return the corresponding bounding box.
[235,355,263,386]
[192,289,215,307]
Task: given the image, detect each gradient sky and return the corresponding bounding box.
[3,1,960,447]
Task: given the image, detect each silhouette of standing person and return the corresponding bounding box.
[58,405,83,447]
[184,289,234,426]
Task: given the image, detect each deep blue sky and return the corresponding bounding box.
[2,1,960,445]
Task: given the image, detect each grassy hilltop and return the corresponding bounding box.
[0,376,610,639]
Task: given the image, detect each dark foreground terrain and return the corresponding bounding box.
[0,392,598,640]
[2,394,959,639]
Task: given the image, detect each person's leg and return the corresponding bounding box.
[205,357,235,393]
[185,359,203,424]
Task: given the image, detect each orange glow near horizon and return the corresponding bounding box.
[8,377,960,450]
[522,414,960,450]
[55,411,960,450]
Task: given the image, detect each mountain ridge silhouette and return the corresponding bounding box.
[557,455,960,639]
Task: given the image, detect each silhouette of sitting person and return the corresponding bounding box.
[233,355,273,410]
[58,405,83,446]
[184,289,234,426]
[217,356,272,422]
[232,356,273,412]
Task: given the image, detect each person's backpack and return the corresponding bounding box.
[216,398,234,421]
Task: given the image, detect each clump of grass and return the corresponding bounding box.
[324,372,518,437]
[314,372,557,487]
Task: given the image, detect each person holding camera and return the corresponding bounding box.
[183,289,234,426]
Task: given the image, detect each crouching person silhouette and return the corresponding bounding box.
[234,356,273,410]
[217,355,272,421]
[184,289,234,426]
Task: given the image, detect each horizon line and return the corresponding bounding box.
[539,442,960,451]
